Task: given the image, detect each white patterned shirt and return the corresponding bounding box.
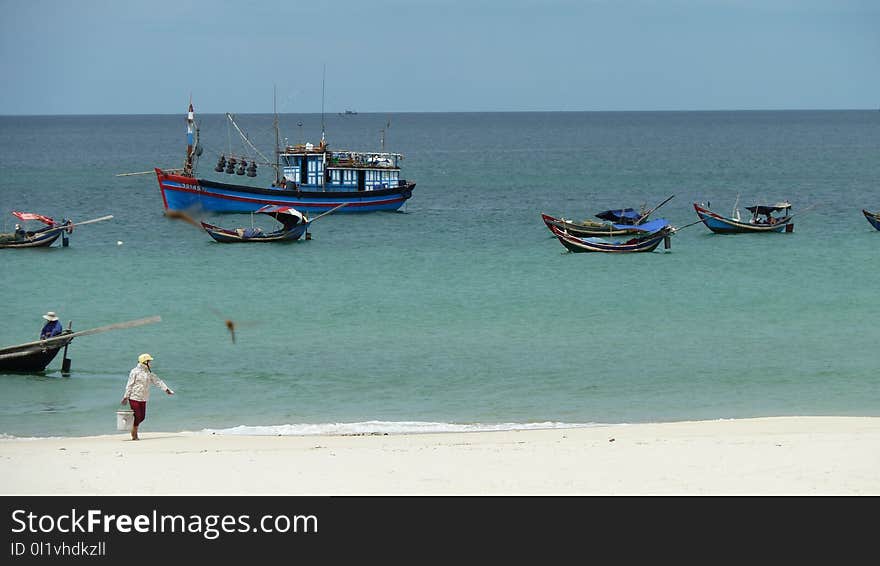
[124,363,173,402]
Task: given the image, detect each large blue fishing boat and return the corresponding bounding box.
[156,102,415,214]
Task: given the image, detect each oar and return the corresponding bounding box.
[0,316,162,361]
[307,202,348,223]
[635,194,675,225]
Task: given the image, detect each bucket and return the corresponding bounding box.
[116,410,134,431]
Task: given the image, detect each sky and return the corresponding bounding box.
[1,0,878,115]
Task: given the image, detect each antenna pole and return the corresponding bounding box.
[274,85,280,184]
[321,64,326,144]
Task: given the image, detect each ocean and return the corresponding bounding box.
[1,110,878,438]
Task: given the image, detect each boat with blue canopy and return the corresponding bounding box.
[693,200,794,234]
[541,195,674,238]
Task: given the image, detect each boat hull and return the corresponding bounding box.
[0,228,62,249]
[549,224,670,253]
[540,213,647,237]
[0,336,73,373]
[863,209,880,231]
[200,221,309,243]
[157,169,414,214]
[693,203,792,234]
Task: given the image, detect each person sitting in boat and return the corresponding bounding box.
[235,227,264,239]
[766,213,777,225]
[40,311,63,340]
[14,224,26,240]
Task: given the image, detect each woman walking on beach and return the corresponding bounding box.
[120,353,174,440]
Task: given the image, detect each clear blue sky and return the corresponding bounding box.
[1,0,878,115]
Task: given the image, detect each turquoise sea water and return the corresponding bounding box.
[1,110,879,437]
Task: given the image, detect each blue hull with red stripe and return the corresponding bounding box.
[156,169,414,214]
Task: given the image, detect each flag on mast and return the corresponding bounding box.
[12,211,55,225]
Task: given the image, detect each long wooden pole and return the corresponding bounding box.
[308,202,348,223]
[40,215,114,237]
[636,194,675,225]
[0,316,161,356]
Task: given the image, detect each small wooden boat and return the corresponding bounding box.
[0,316,161,374]
[541,195,674,237]
[549,223,673,253]
[200,203,346,243]
[0,211,113,249]
[0,211,67,249]
[0,334,75,372]
[862,209,880,231]
[693,201,794,234]
[540,213,668,238]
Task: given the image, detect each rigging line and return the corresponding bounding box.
[225,113,271,164]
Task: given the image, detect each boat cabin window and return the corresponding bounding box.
[306,156,324,187]
[364,169,399,190]
[326,169,358,188]
[282,156,301,187]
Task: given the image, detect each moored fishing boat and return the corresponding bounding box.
[0,211,68,249]
[541,195,674,238]
[548,223,674,253]
[693,201,794,234]
[155,102,415,214]
[0,211,113,249]
[862,209,880,231]
[200,203,346,243]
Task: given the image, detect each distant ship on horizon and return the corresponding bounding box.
[338,109,358,116]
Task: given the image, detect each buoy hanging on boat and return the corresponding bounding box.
[225,157,237,174]
[246,161,257,177]
[215,155,226,172]
[236,161,246,175]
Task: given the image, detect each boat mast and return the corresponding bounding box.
[380,117,390,152]
[184,97,195,176]
[320,64,326,190]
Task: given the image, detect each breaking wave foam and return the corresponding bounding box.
[197,420,607,436]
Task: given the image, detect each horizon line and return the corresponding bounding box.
[0,108,875,118]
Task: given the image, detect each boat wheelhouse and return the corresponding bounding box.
[279,141,406,195]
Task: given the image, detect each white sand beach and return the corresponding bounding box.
[2,417,878,495]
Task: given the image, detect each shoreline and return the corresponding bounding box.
[2,416,879,495]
